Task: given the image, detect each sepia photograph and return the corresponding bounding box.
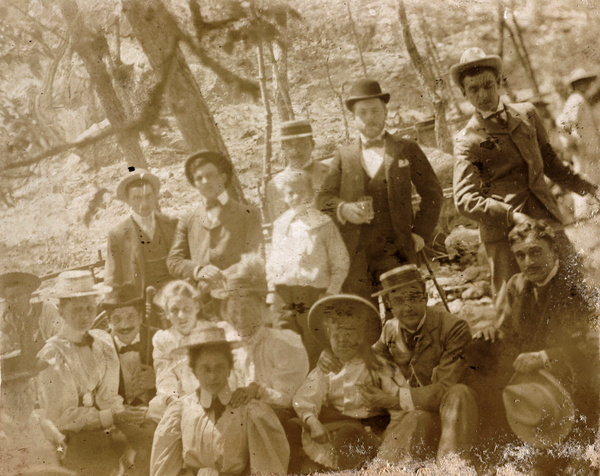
[0,0,599,474]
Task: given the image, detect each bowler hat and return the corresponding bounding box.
[345,79,390,111]
[450,47,502,88]
[116,168,161,202]
[178,325,241,351]
[503,369,575,449]
[372,264,424,297]
[0,272,41,299]
[308,294,382,347]
[184,150,232,186]
[101,283,143,312]
[277,119,313,141]
[567,68,597,86]
[52,270,111,298]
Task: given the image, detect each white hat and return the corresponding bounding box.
[53,270,111,298]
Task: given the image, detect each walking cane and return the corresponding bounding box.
[419,249,451,313]
[144,286,157,365]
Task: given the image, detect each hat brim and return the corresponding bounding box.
[101,297,144,312]
[450,55,502,88]
[371,278,422,297]
[274,132,314,142]
[53,283,112,299]
[210,287,269,300]
[177,336,242,352]
[308,294,382,347]
[184,150,229,185]
[345,93,390,111]
[0,272,41,299]
[116,171,161,202]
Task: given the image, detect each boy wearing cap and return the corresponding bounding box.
[367,265,477,461]
[266,119,330,223]
[167,150,263,292]
[36,271,147,475]
[106,168,178,301]
[450,48,598,303]
[317,79,443,298]
[150,326,289,475]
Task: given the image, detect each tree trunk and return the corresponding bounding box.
[267,9,294,122]
[122,0,245,201]
[58,0,148,170]
[257,41,273,226]
[397,0,452,153]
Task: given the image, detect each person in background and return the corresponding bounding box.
[267,168,350,367]
[317,78,443,298]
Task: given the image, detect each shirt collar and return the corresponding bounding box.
[113,333,141,350]
[397,309,428,334]
[199,385,232,409]
[217,191,229,206]
[131,211,155,227]
[478,100,505,119]
[360,130,386,146]
[533,259,560,287]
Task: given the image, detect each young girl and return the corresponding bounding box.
[266,168,350,366]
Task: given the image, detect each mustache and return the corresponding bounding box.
[116,326,135,334]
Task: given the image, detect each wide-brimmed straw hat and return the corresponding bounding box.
[502,369,576,449]
[372,264,424,297]
[116,168,161,202]
[345,78,390,111]
[567,68,597,86]
[0,272,41,299]
[52,270,111,298]
[308,294,382,347]
[178,325,241,351]
[276,119,313,141]
[450,47,502,88]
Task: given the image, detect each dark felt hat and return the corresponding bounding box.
[101,283,144,312]
[372,264,424,297]
[184,150,232,186]
[0,272,41,299]
[116,168,161,202]
[450,47,502,88]
[308,294,382,347]
[345,79,390,111]
[277,119,313,141]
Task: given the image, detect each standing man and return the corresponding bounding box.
[450,48,598,303]
[265,119,330,223]
[105,168,178,301]
[317,79,443,297]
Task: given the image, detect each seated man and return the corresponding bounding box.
[106,169,178,302]
[369,265,477,461]
[471,220,599,464]
[293,294,408,471]
[150,326,289,476]
[36,271,147,475]
[167,150,263,294]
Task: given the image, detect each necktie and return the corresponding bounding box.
[119,342,141,354]
[209,396,226,422]
[363,138,385,149]
[74,333,94,348]
[402,329,420,352]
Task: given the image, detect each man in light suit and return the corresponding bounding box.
[167,150,263,292]
[105,169,178,302]
[451,48,598,304]
[317,79,443,298]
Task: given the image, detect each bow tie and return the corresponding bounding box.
[119,342,141,354]
[363,138,385,149]
[486,110,508,128]
[74,333,94,348]
[199,390,226,422]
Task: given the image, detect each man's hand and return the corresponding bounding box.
[317,349,342,374]
[513,351,547,373]
[114,407,147,427]
[341,202,373,224]
[473,326,505,343]
[195,264,224,283]
[306,416,330,445]
[411,233,425,253]
[359,385,398,410]
[229,382,260,408]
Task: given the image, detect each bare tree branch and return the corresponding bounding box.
[346,3,368,76]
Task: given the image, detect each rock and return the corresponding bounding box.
[445,226,481,258]
[461,280,491,300]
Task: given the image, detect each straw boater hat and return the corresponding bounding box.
[0,272,41,299]
[178,325,241,351]
[371,264,424,298]
[567,68,597,86]
[116,168,161,203]
[101,283,143,312]
[502,369,576,449]
[345,78,390,111]
[450,47,503,88]
[276,119,313,141]
[52,270,111,298]
[308,294,382,347]
[184,150,232,186]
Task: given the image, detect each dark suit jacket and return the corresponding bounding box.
[317,134,443,262]
[453,102,596,243]
[374,306,472,412]
[105,213,178,298]
[167,198,263,281]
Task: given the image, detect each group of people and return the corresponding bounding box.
[1,47,599,475]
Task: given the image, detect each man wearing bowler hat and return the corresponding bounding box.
[450,48,599,304]
[105,168,178,301]
[167,150,263,293]
[265,119,331,223]
[317,78,443,298]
